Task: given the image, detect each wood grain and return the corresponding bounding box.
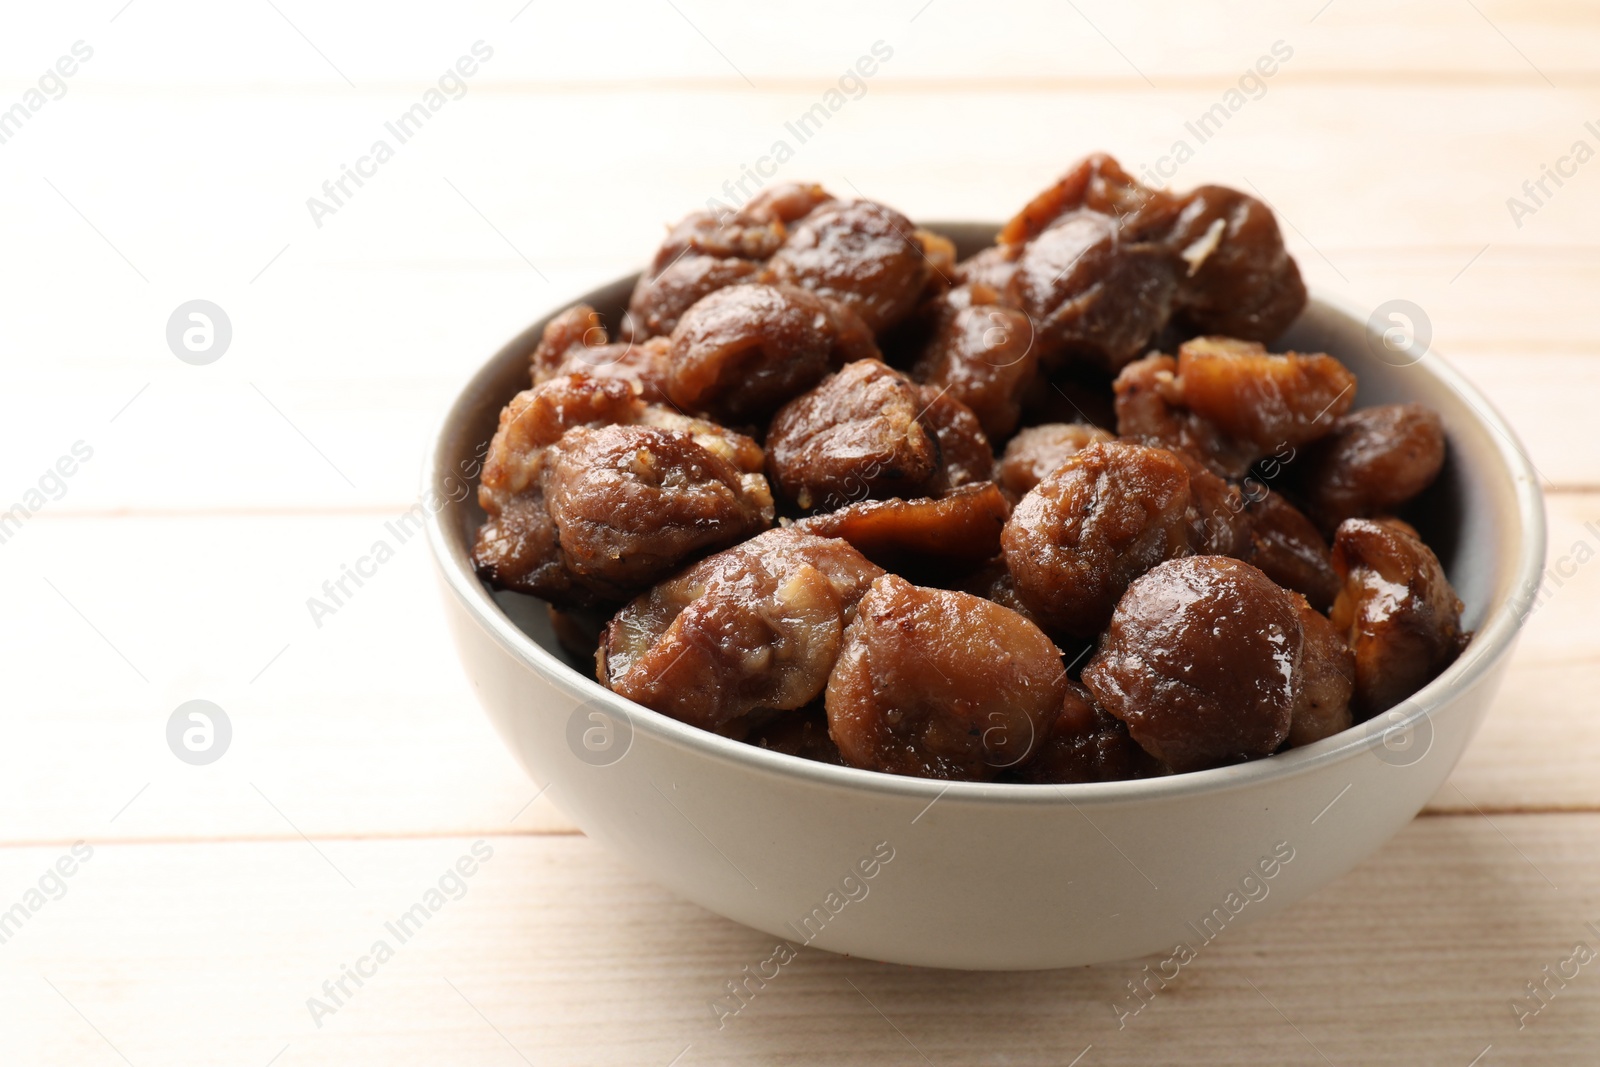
[4,0,1594,86]
[2,820,1598,1066]
[0,493,1591,845]
[2,262,1597,514]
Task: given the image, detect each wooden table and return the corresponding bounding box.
[2,1,1596,1062]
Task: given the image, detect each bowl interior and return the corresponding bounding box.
[427,221,1545,799]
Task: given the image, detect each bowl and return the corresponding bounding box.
[424,223,1546,970]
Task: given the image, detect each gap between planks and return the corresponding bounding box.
[29,71,1600,96]
[0,807,1592,852]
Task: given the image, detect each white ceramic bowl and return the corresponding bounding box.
[425,223,1545,970]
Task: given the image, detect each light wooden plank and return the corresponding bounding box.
[0,85,1593,309]
[0,494,1593,844]
[2,0,1594,87]
[1428,493,1600,814]
[0,263,620,515]
[3,346,1592,514]
[0,512,558,845]
[0,818,1597,1064]
[1298,248,1600,354]
[1,252,1596,515]
[2,79,1597,511]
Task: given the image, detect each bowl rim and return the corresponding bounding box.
[424,254,1548,809]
